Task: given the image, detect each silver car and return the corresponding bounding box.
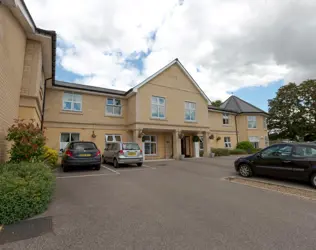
[103,142,143,168]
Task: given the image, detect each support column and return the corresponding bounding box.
[133,129,144,160]
[172,130,181,160]
[203,131,211,157]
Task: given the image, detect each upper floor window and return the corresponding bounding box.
[63,92,82,112]
[106,98,122,116]
[152,96,165,119]
[247,116,257,128]
[185,102,196,121]
[223,113,229,125]
[263,117,267,129]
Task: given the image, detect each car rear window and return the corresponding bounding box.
[122,143,140,150]
[72,142,96,150]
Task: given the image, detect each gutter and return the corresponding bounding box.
[41,77,52,130]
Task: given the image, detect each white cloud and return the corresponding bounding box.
[26,0,316,101]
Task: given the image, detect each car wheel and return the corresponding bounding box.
[95,164,101,171]
[137,163,143,167]
[239,164,252,177]
[113,159,119,168]
[310,173,316,188]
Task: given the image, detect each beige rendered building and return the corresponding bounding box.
[0,1,268,162]
[0,0,55,162]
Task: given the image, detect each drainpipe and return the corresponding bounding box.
[235,114,239,143]
[41,77,52,130]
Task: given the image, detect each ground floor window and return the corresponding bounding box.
[249,136,260,149]
[105,134,122,142]
[199,136,204,150]
[60,133,80,150]
[224,137,232,148]
[264,136,269,147]
[143,135,157,155]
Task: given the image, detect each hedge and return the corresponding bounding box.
[236,141,255,153]
[229,149,248,155]
[211,148,230,156]
[0,162,55,225]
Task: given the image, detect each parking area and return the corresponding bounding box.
[2,157,316,249]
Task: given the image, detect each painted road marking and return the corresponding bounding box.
[57,173,117,179]
[143,164,156,169]
[102,165,120,174]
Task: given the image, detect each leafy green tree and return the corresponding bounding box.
[268,80,316,140]
[211,100,222,107]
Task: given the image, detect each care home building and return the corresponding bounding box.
[0,0,268,162]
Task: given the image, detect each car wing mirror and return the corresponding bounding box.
[256,152,262,158]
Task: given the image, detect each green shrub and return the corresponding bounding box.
[6,119,46,163]
[211,148,230,156]
[199,150,204,157]
[236,141,255,153]
[0,162,55,225]
[43,146,58,167]
[229,149,248,155]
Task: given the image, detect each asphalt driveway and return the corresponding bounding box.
[2,157,316,249]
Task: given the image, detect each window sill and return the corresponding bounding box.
[222,124,232,127]
[150,117,168,121]
[185,120,198,123]
[105,114,124,119]
[247,128,258,130]
[60,110,83,115]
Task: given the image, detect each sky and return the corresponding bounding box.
[26,0,316,112]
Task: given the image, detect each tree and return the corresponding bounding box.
[211,100,222,107]
[268,80,316,140]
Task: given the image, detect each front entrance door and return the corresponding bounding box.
[181,136,191,157]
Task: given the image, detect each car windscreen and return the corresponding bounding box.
[122,143,140,150]
[73,142,96,150]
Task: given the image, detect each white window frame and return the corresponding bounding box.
[151,96,166,119]
[60,132,80,150]
[62,92,82,112]
[105,134,122,142]
[223,113,229,125]
[263,117,267,129]
[106,98,122,116]
[247,116,257,129]
[264,136,269,147]
[143,135,157,155]
[249,136,260,148]
[185,101,196,121]
[224,137,232,148]
[199,136,204,150]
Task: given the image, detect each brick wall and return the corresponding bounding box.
[0,6,27,162]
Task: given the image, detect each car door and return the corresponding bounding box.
[253,144,294,177]
[290,145,316,181]
[103,143,111,161]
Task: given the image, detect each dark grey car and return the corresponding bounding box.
[61,141,101,172]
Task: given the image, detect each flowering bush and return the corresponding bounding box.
[6,119,46,163]
[43,146,58,167]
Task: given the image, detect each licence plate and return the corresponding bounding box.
[128,152,136,156]
[79,154,91,157]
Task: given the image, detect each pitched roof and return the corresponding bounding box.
[133,59,211,104]
[220,95,268,114]
[53,59,212,104]
[55,80,128,96]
